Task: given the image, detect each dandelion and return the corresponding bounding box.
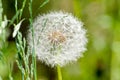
[27,11,87,67]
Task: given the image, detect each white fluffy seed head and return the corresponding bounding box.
[27,11,88,67]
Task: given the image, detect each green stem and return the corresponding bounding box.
[29,0,37,80]
[8,62,13,80]
[57,65,62,80]
[32,51,37,80]
[19,0,26,20]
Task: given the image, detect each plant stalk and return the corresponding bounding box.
[29,0,37,80]
[57,65,62,80]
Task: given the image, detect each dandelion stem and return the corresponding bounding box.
[57,65,62,80]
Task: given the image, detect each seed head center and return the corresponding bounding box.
[48,31,66,44]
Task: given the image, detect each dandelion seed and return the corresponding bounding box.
[27,11,88,67]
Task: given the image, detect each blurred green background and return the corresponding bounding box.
[0,0,120,80]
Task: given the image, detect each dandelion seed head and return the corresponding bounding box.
[27,11,88,67]
[48,30,66,44]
